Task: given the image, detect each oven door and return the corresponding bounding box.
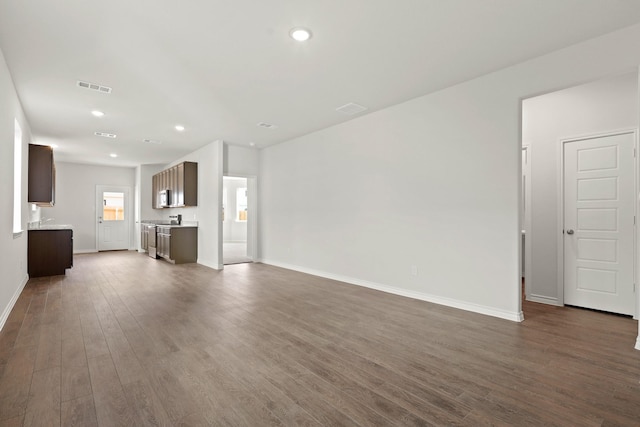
[147,225,158,258]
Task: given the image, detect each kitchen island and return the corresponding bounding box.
[28,225,73,277]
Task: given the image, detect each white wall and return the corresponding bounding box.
[224,144,259,176]
[260,23,640,324]
[135,163,165,250]
[164,141,223,269]
[523,72,639,304]
[41,162,136,252]
[0,48,30,330]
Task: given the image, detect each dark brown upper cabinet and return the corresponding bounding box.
[28,144,56,206]
[152,161,197,209]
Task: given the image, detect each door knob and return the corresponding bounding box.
[566,229,574,235]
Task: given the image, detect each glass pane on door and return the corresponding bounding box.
[103,191,124,221]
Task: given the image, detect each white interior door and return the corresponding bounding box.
[563,132,635,315]
[96,185,130,251]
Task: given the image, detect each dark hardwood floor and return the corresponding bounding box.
[0,251,639,426]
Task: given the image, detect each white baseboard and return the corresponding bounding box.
[198,259,223,270]
[74,249,99,254]
[0,274,28,332]
[260,259,524,322]
[527,294,562,306]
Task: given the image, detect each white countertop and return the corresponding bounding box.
[29,224,73,230]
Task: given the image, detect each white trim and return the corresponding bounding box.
[528,294,562,306]
[556,136,566,306]
[635,335,640,351]
[215,142,224,270]
[521,145,532,302]
[247,176,258,262]
[222,173,258,265]
[0,274,28,332]
[259,259,524,322]
[198,258,223,270]
[558,129,638,319]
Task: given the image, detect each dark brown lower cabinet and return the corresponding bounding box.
[156,226,197,264]
[28,229,73,277]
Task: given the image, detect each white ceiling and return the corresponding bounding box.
[2,0,640,167]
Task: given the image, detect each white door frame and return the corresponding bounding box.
[220,174,258,267]
[521,146,532,301]
[556,129,638,319]
[95,185,133,251]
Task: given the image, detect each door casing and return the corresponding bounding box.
[220,174,258,267]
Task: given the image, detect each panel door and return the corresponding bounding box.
[97,186,130,251]
[563,132,635,315]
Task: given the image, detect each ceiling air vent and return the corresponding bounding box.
[257,122,277,130]
[143,139,162,144]
[77,80,112,94]
[335,102,368,115]
[95,132,117,138]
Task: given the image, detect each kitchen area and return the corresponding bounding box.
[27,143,201,276]
[140,161,199,264]
[141,215,198,265]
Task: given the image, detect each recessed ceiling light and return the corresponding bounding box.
[175,125,185,132]
[290,27,312,42]
[249,142,256,147]
[91,110,104,117]
[109,153,117,158]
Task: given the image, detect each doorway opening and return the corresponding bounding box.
[520,71,639,319]
[222,176,254,265]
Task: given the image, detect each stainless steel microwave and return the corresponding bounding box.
[158,189,171,207]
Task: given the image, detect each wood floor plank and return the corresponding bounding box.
[23,366,61,427]
[79,312,110,360]
[0,415,24,427]
[122,379,173,427]
[1,251,639,426]
[0,344,39,420]
[60,394,98,427]
[87,354,137,426]
[34,322,62,371]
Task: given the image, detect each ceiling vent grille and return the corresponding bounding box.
[143,139,162,144]
[257,122,277,130]
[95,132,117,138]
[335,102,368,115]
[77,80,112,94]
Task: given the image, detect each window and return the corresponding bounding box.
[236,187,247,221]
[13,120,22,234]
[103,192,125,221]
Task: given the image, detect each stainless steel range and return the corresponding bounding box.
[147,224,158,258]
